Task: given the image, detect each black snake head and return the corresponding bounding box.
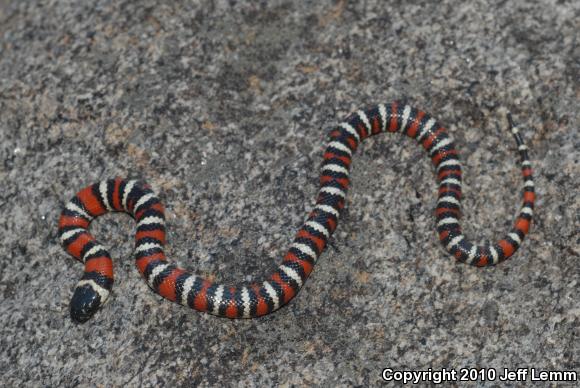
[70,282,106,323]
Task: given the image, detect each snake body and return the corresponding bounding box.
[58,102,535,322]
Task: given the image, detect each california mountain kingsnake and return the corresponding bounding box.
[58,102,535,322]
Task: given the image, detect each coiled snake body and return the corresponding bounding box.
[59,102,535,322]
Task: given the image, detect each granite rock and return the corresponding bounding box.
[0,0,578,386]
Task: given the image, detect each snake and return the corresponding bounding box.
[58,102,535,322]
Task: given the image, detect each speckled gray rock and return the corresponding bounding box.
[1,0,578,386]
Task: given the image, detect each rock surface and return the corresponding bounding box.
[0,0,578,386]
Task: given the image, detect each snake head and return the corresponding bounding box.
[70,279,110,323]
